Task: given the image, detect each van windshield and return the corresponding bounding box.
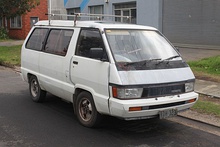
[105,29,179,63]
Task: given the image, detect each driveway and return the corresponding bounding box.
[179,47,220,61]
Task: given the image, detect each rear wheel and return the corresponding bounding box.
[29,76,46,102]
[75,91,102,128]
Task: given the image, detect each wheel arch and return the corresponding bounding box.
[74,89,102,127]
[27,73,35,83]
[73,88,91,105]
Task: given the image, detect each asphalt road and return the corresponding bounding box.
[0,68,220,147]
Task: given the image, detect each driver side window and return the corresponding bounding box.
[75,28,107,60]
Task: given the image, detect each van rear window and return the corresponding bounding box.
[26,28,48,51]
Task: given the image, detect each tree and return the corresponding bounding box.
[0,0,40,18]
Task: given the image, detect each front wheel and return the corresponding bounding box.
[75,92,102,128]
[29,76,46,102]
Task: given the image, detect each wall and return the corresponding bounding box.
[8,0,48,39]
[163,0,220,48]
[65,0,162,30]
[138,0,162,31]
[65,0,220,48]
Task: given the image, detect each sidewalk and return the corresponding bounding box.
[0,40,24,46]
[195,79,220,98]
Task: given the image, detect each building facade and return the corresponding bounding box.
[65,0,162,30]
[163,0,220,49]
[1,0,48,39]
[64,0,220,49]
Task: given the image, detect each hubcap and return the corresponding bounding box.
[31,79,39,97]
[79,98,92,121]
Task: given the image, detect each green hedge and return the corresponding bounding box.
[0,27,9,40]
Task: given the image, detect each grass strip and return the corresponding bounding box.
[188,55,220,82]
[192,99,220,117]
[0,45,21,66]
[188,56,220,75]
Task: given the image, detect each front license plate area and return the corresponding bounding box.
[159,109,178,119]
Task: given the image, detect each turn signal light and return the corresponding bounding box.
[187,98,196,103]
[129,107,142,111]
[112,87,118,98]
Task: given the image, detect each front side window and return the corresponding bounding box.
[44,29,74,56]
[75,28,107,60]
[26,28,48,51]
[10,16,22,28]
[106,29,179,63]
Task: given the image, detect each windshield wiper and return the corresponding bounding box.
[164,55,180,61]
[157,55,180,65]
[125,58,161,66]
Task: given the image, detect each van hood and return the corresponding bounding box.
[117,67,195,85]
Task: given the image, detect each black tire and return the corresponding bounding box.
[29,76,46,103]
[75,91,102,128]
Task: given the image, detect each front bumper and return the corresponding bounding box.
[109,92,198,120]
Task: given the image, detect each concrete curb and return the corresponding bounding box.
[178,110,220,128]
[0,40,24,46]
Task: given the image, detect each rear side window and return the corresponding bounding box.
[26,28,48,51]
[44,29,74,56]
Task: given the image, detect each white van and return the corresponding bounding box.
[21,19,198,127]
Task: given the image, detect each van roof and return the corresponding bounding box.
[35,20,157,30]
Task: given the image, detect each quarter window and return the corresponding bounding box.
[44,29,73,56]
[26,28,48,51]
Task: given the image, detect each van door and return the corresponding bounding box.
[23,28,48,76]
[39,29,74,101]
[70,28,110,114]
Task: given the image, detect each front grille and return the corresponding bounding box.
[142,84,185,98]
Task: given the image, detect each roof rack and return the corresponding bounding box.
[46,13,132,26]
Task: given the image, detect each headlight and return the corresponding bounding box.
[112,87,143,99]
[185,82,194,92]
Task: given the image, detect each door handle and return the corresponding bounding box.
[73,61,78,65]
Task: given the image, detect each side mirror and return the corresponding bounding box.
[89,48,104,60]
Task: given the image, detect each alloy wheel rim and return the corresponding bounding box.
[31,79,38,97]
[79,98,93,121]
